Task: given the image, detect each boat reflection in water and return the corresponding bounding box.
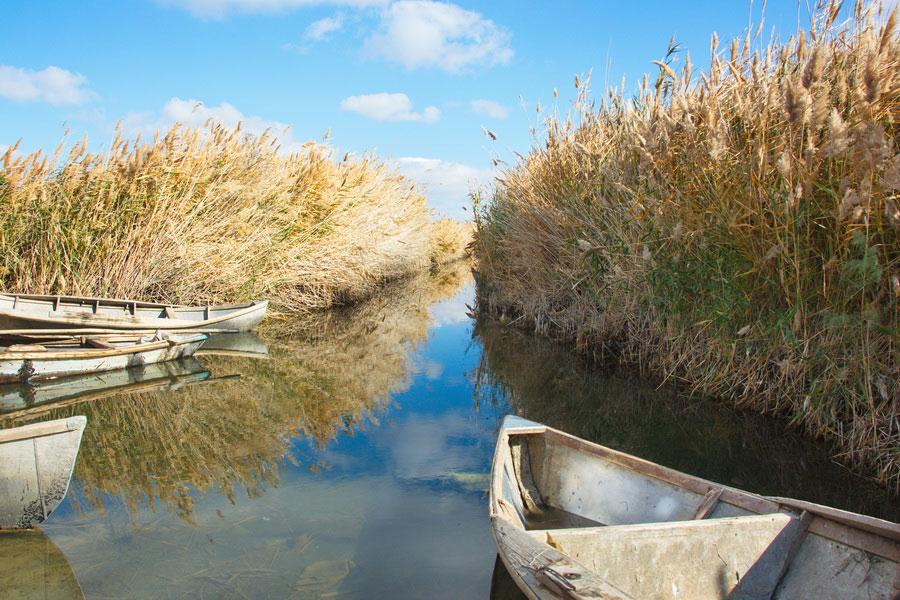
[194,331,270,359]
[0,358,213,419]
[0,530,84,599]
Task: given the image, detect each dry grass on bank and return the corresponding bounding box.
[0,121,455,311]
[474,1,900,490]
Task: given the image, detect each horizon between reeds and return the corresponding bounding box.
[473,0,900,492]
[0,120,470,313]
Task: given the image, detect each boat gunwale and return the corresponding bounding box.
[0,293,186,310]
[0,415,86,444]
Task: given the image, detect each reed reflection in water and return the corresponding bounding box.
[2,262,505,599]
[473,319,900,523]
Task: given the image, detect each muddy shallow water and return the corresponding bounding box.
[1,266,895,599]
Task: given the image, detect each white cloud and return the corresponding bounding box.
[339,93,440,122]
[429,285,474,327]
[121,97,306,153]
[0,65,96,106]
[364,1,513,72]
[393,157,493,220]
[470,99,509,119]
[305,13,345,39]
[160,0,386,19]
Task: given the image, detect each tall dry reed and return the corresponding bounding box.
[474,1,900,491]
[0,120,452,310]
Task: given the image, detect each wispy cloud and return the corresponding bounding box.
[159,0,385,19]
[159,0,514,73]
[364,1,513,72]
[305,13,345,40]
[470,99,509,119]
[339,93,440,122]
[393,156,492,219]
[121,97,306,152]
[0,65,97,106]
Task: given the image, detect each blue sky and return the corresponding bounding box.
[3,1,814,219]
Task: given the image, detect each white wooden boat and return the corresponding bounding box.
[0,358,212,417]
[0,293,267,332]
[0,332,208,384]
[0,416,86,529]
[490,416,900,600]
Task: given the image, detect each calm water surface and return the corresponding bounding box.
[1,266,896,599]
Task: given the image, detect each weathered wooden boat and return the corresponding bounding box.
[0,530,85,598]
[0,332,208,384]
[490,416,900,600]
[0,293,267,332]
[0,416,86,529]
[0,357,212,418]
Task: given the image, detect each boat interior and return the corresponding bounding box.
[494,425,900,600]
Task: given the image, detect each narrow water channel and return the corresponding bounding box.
[1,264,896,599]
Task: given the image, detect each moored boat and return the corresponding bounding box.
[0,293,267,332]
[490,415,900,600]
[0,332,208,384]
[0,416,87,529]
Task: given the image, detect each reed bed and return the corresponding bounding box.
[473,1,900,491]
[0,120,463,310]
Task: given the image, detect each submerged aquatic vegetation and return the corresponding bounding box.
[0,120,463,311]
[474,1,900,491]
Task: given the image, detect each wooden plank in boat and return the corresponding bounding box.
[493,516,635,600]
[692,487,724,519]
[84,339,116,349]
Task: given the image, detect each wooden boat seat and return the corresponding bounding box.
[523,511,813,600]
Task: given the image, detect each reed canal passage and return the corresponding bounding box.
[1,269,897,598]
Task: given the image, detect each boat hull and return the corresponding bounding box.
[0,416,87,529]
[0,333,208,384]
[0,294,267,332]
